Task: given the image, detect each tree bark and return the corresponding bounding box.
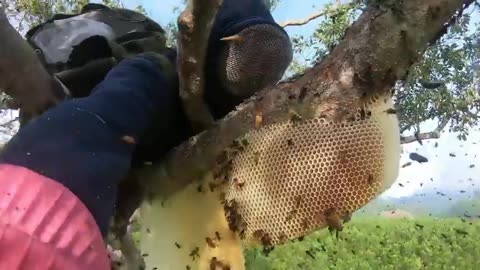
[177,0,222,132]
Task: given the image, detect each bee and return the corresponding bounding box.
[359,108,367,119]
[285,209,298,222]
[233,178,245,189]
[305,250,315,259]
[385,108,397,114]
[208,182,221,192]
[255,111,263,128]
[216,151,228,165]
[224,200,247,237]
[175,242,181,249]
[189,247,200,261]
[289,109,302,123]
[253,230,272,247]
[301,218,309,230]
[286,195,302,222]
[218,192,226,204]
[343,211,352,223]
[278,232,288,242]
[367,174,374,187]
[253,151,260,165]
[253,229,274,256]
[324,208,344,234]
[206,237,216,248]
[402,162,412,168]
[231,139,243,151]
[455,229,468,236]
[209,257,231,270]
[294,195,303,207]
[215,231,222,241]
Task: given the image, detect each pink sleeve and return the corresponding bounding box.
[0,164,110,270]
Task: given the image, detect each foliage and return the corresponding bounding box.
[245,217,480,270]
[397,13,480,139]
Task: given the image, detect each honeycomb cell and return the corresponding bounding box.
[220,102,396,246]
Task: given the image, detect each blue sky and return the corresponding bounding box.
[123,0,328,38]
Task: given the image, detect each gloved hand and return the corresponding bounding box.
[0,53,185,235]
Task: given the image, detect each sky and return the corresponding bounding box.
[3,0,480,202]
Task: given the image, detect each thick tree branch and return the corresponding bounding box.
[280,2,354,27]
[177,0,222,132]
[400,117,450,144]
[139,0,470,197]
[0,3,67,118]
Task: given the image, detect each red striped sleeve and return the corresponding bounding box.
[0,164,110,270]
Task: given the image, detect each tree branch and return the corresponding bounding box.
[139,0,470,197]
[176,0,222,132]
[0,3,67,119]
[279,2,354,28]
[400,117,450,144]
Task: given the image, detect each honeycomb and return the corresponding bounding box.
[221,94,400,246]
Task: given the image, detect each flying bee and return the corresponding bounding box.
[233,178,245,189]
[206,237,216,248]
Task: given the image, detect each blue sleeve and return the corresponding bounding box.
[0,54,181,235]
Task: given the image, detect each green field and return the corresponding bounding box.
[244,218,480,270]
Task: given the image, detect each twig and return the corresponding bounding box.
[279,2,353,28]
[176,0,222,132]
[400,117,450,144]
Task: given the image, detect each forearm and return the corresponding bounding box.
[0,54,171,235]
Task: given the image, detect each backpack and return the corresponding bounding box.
[25,3,170,98]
